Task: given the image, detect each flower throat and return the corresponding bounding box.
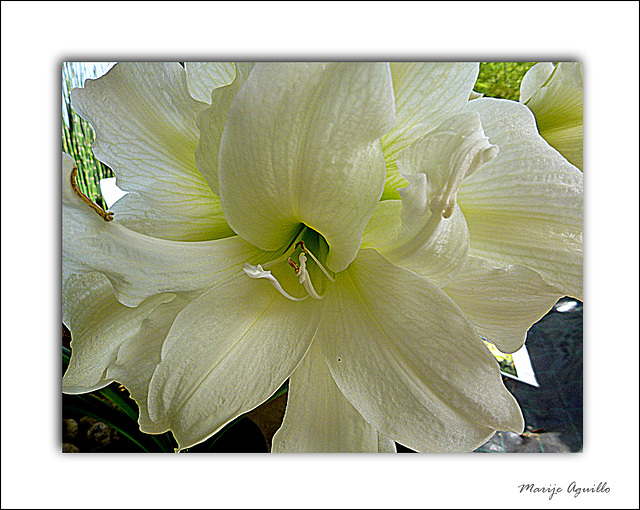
[243,228,335,301]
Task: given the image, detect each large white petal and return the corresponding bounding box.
[194,63,254,196]
[147,270,322,450]
[382,62,480,199]
[272,340,396,453]
[318,249,524,453]
[71,62,231,241]
[218,62,396,272]
[459,98,583,299]
[63,198,270,307]
[442,256,564,353]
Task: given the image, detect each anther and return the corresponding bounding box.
[442,198,456,219]
[70,166,114,222]
[288,257,300,273]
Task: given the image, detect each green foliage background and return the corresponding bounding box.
[62,63,114,210]
[476,62,537,101]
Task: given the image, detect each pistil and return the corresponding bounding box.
[243,263,308,301]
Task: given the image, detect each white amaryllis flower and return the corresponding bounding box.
[520,62,583,170]
[62,62,583,453]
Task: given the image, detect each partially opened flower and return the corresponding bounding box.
[520,62,583,170]
[62,62,583,452]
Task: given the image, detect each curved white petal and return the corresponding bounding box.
[63,198,271,307]
[459,98,583,299]
[272,340,396,453]
[71,62,230,241]
[147,271,322,450]
[382,62,480,199]
[63,272,190,433]
[62,272,180,391]
[194,63,255,196]
[184,62,235,103]
[521,62,583,169]
[443,256,563,353]
[519,62,555,104]
[218,62,396,272]
[371,113,498,286]
[106,291,192,434]
[319,249,524,453]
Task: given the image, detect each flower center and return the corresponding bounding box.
[243,230,335,301]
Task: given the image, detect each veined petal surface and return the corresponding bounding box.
[184,62,235,103]
[218,62,396,272]
[459,98,583,300]
[62,272,190,433]
[521,62,583,170]
[382,63,480,199]
[63,197,270,307]
[319,249,524,453]
[195,63,254,196]
[442,256,563,353]
[71,62,231,241]
[272,340,396,453]
[62,273,176,390]
[147,272,321,450]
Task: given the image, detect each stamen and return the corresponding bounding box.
[297,253,325,300]
[70,166,114,222]
[294,240,335,282]
[442,198,456,219]
[287,257,300,273]
[243,263,308,302]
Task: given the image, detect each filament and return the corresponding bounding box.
[70,165,114,222]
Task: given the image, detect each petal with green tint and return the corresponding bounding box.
[381,62,480,200]
[184,62,235,103]
[361,198,403,248]
[272,340,396,453]
[522,62,583,170]
[147,271,322,450]
[319,249,524,453]
[63,199,272,307]
[71,62,231,241]
[218,63,396,272]
[195,63,254,196]
[442,256,563,353]
[459,98,583,299]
